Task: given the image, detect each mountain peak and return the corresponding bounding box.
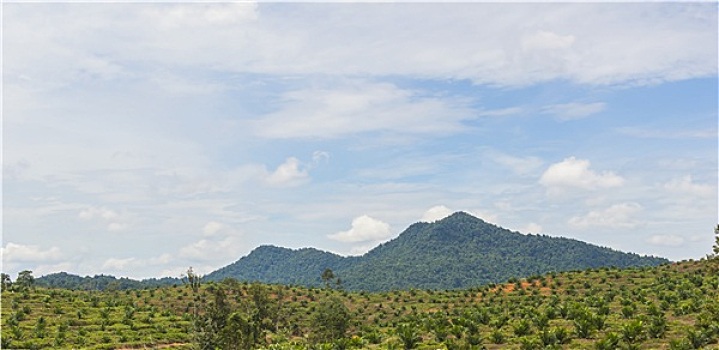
[439,211,489,223]
[443,210,476,219]
[204,213,668,291]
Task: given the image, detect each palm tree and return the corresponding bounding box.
[395,323,421,350]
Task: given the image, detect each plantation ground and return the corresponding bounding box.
[2,259,718,349]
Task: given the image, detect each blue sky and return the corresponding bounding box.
[3,2,717,279]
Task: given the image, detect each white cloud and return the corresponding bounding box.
[663,175,714,198]
[312,151,330,164]
[5,3,715,94]
[203,221,225,237]
[251,81,473,139]
[32,262,76,277]
[568,202,643,229]
[540,157,624,192]
[1,243,64,263]
[107,222,128,232]
[522,30,575,51]
[3,159,31,181]
[102,257,137,271]
[149,71,225,96]
[265,157,309,187]
[541,102,606,121]
[420,205,454,223]
[78,206,129,232]
[328,215,392,243]
[618,127,717,139]
[78,207,119,220]
[488,151,544,175]
[149,253,173,265]
[646,234,685,247]
[146,3,258,29]
[178,220,247,263]
[477,107,524,118]
[179,236,244,262]
[101,253,176,274]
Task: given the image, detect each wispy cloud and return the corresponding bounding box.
[1,243,64,264]
[646,234,684,247]
[618,127,717,139]
[8,3,714,93]
[663,175,714,198]
[487,151,544,175]
[251,81,474,139]
[542,102,606,121]
[264,157,310,187]
[568,202,644,229]
[78,206,130,232]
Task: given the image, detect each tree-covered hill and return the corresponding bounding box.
[36,272,179,291]
[206,245,358,286]
[204,212,668,291]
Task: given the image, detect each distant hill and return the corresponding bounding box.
[205,212,669,291]
[36,272,179,291]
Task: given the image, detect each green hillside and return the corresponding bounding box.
[36,272,178,291]
[3,258,718,349]
[205,212,668,291]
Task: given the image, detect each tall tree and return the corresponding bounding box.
[194,282,277,350]
[0,273,12,291]
[16,270,34,291]
[310,296,351,344]
[713,224,719,258]
[321,268,335,289]
[183,267,202,293]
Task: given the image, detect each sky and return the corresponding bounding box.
[2,2,717,280]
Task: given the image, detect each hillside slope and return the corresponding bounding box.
[205,212,668,291]
[206,245,358,286]
[12,257,718,349]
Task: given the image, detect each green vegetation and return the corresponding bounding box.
[36,213,667,293]
[207,212,668,291]
[3,258,718,349]
[6,217,715,349]
[1,271,194,349]
[36,272,180,291]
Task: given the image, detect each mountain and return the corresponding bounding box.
[36,272,180,290]
[205,212,668,291]
[207,245,358,286]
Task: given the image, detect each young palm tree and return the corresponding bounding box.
[395,323,422,350]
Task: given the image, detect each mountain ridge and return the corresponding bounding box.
[204,211,668,291]
[36,212,668,291]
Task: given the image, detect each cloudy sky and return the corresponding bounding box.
[3,2,717,280]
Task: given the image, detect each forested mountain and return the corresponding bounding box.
[36,272,179,290]
[204,212,668,291]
